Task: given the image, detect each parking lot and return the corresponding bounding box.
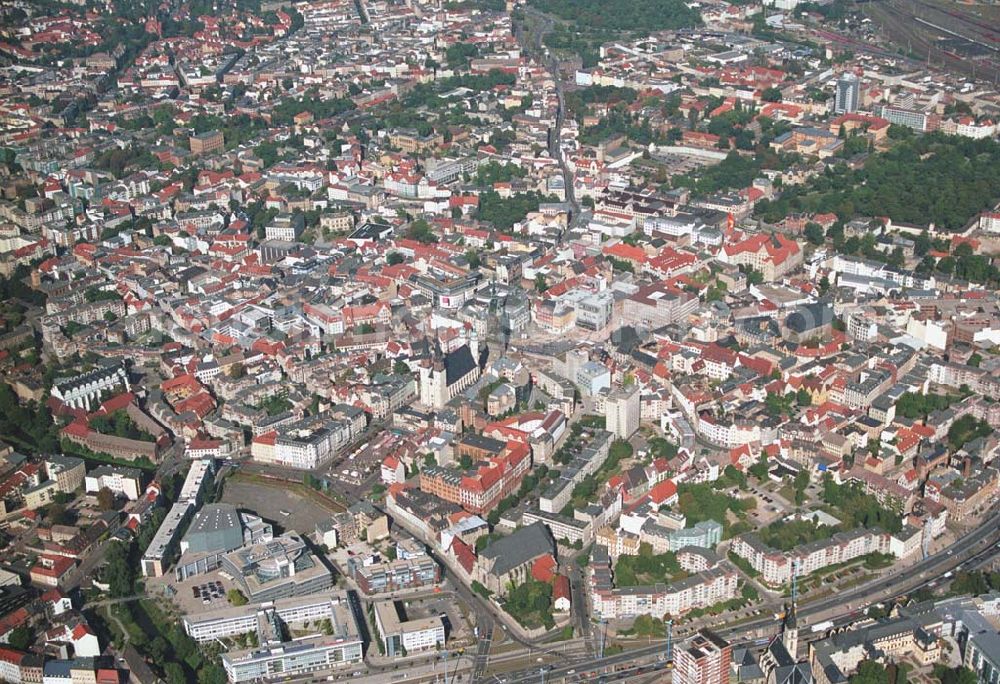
[395,593,473,645]
[191,579,227,607]
[148,569,241,615]
[221,474,343,536]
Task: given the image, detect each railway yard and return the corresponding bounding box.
[861,0,1000,82]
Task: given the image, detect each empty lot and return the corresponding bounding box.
[221,473,344,536]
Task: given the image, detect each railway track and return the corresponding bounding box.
[910,0,1000,43]
[864,0,1000,81]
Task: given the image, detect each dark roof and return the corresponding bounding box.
[785,303,834,334]
[774,663,813,684]
[767,637,796,668]
[479,522,555,577]
[611,325,642,353]
[444,344,477,386]
[457,433,506,455]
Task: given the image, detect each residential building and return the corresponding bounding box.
[189,130,224,155]
[419,441,530,515]
[675,630,732,684]
[606,385,640,439]
[729,528,891,587]
[45,455,85,494]
[50,362,130,411]
[966,631,1000,684]
[348,556,440,595]
[834,73,860,114]
[84,465,142,501]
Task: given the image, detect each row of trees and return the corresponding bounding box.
[486,464,557,526]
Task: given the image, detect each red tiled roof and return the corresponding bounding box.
[553,574,571,601]
[649,479,677,504]
[0,608,30,636]
[531,554,557,583]
[450,537,476,574]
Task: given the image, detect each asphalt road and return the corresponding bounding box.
[519,6,581,235]
[566,564,594,656]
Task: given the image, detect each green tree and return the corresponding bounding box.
[478,190,550,230]
[804,222,825,245]
[47,503,69,525]
[530,0,700,32]
[198,664,228,684]
[147,636,169,662]
[475,162,527,186]
[648,437,678,460]
[947,415,992,451]
[935,667,978,684]
[793,470,810,506]
[405,219,438,243]
[749,455,770,481]
[851,660,889,684]
[7,626,33,651]
[164,662,187,684]
[104,540,134,597]
[97,487,116,511]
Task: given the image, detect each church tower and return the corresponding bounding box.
[469,328,480,366]
[783,561,800,658]
[419,344,448,409]
[782,601,799,659]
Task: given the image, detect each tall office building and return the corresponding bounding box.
[835,73,860,114]
[675,629,732,684]
[605,385,640,439]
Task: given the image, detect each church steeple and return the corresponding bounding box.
[782,562,800,657]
